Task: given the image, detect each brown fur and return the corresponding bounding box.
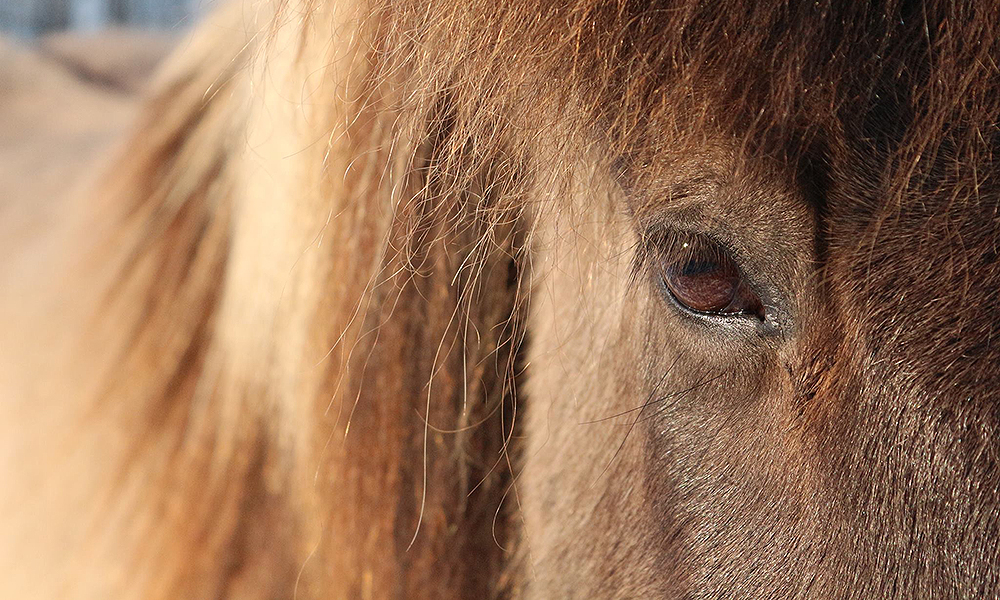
[3,0,999,598]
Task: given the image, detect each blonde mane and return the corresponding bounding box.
[5,2,535,596]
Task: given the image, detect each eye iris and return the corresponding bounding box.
[664,259,740,313]
[659,236,762,318]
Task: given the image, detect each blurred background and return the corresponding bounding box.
[0,1,208,256]
[1,0,201,37]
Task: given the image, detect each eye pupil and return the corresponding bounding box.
[678,259,732,278]
[659,235,763,319]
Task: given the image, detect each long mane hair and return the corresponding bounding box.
[65,2,534,597]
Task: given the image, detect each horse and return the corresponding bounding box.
[2,0,998,597]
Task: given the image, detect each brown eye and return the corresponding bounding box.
[658,234,764,319]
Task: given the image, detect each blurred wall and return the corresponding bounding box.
[0,0,203,37]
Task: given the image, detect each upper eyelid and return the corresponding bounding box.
[640,226,741,269]
[635,228,763,300]
[623,178,721,227]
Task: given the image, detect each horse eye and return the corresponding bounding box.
[658,234,764,319]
